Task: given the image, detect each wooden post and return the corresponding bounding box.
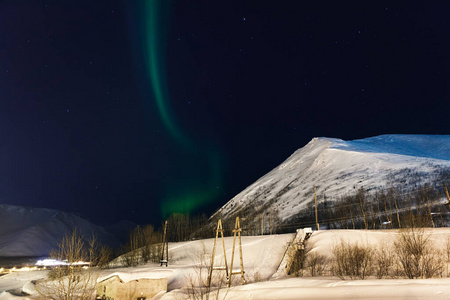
[227,217,246,287]
[314,187,319,230]
[394,196,401,229]
[270,211,272,235]
[207,219,229,287]
[444,184,450,212]
[160,220,169,266]
[261,214,264,235]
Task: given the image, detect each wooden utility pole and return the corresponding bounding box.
[261,215,264,235]
[314,187,319,230]
[444,184,450,212]
[227,217,246,287]
[394,196,401,229]
[270,211,273,235]
[207,219,229,287]
[160,220,169,266]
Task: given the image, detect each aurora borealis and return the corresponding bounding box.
[1,1,449,225]
[139,0,224,217]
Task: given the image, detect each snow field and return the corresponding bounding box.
[4,228,450,298]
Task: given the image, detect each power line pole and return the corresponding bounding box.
[444,184,450,212]
[314,186,319,231]
[227,217,246,287]
[207,219,229,287]
[160,220,169,267]
[261,214,264,235]
[270,211,272,235]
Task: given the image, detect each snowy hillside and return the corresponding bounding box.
[214,135,450,225]
[0,204,120,257]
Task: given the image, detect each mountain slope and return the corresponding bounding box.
[0,204,120,257]
[214,135,450,225]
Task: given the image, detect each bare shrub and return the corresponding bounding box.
[35,229,105,300]
[331,239,373,280]
[95,245,113,269]
[446,237,450,276]
[394,228,444,279]
[122,250,139,267]
[374,242,395,279]
[251,270,262,283]
[286,239,328,277]
[305,251,327,276]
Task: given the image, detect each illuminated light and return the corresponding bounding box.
[71,261,90,266]
[4,266,40,273]
[35,258,89,268]
[36,259,68,267]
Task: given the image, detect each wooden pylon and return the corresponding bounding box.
[160,220,169,267]
[227,217,246,287]
[207,219,229,287]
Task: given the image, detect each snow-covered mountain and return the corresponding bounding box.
[0,204,122,257]
[213,135,450,226]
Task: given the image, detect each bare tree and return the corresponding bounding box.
[35,228,107,300]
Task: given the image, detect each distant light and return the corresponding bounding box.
[36,259,68,267]
[36,259,89,267]
[72,261,90,266]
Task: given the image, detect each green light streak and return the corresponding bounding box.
[161,188,218,218]
[139,0,224,218]
[143,0,192,148]
[160,151,223,218]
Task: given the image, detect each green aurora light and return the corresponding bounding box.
[139,0,224,218]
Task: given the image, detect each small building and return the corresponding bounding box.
[96,274,167,300]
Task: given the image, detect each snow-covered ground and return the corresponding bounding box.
[3,228,450,299]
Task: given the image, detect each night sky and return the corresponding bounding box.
[1,1,449,225]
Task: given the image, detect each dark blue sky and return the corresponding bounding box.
[1,1,449,225]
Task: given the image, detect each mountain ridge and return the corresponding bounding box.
[0,204,126,257]
[213,134,450,226]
